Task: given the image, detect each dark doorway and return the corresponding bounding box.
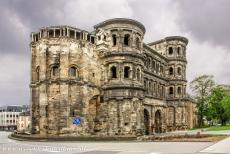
[144,109,150,135]
[155,110,162,133]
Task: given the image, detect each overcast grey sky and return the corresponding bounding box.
[0,0,229,106]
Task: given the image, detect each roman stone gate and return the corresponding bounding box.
[29,18,197,137]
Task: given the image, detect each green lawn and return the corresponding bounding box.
[206,125,230,131]
[189,126,209,130]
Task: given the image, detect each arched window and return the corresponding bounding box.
[136,37,140,49]
[169,67,173,75]
[169,87,174,95]
[136,68,141,81]
[124,34,130,46]
[148,58,152,69]
[112,34,117,46]
[36,66,40,81]
[177,67,181,75]
[158,85,160,96]
[52,66,59,77]
[152,61,156,70]
[153,83,156,93]
[162,86,165,97]
[146,58,150,69]
[156,63,159,73]
[177,47,181,55]
[160,66,164,74]
[111,66,117,78]
[169,47,173,55]
[103,35,106,41]
[69,66,77,77]
[124,66,130,78]
[177,87,181,95]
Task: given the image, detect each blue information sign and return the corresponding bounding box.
[72,118,81,125]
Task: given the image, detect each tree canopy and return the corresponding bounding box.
[190,75,215,127]
[190,74,230,126]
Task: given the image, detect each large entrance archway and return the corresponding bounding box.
[155,110,162,133]
[144,109,150,135]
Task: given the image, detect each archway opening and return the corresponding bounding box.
[144,109,150,135]
[155,110,162,133]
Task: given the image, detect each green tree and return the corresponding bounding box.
[221,96,230,125]
[207,87,225,125]
[190,75,215,127]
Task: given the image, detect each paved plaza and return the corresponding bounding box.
[0,131,230,154]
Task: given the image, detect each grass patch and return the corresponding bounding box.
[189,126,209,130]
[166,134,229,142]
[139,134,230,142]
[207,125,230,131]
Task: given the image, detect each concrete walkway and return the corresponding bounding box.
[167,129,230,135]
[200,136,230,154]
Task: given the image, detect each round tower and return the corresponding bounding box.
[165,36,188,100]
[93,18,146,135]
[94,18,146,100]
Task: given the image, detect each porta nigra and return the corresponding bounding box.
[30,18,197,137]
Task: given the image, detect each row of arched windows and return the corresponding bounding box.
[32,28,95,44]
[169,66,182,76]
[35,66,78,81]
[169,86,182,95]
[145,56,165,76]
[168,46,183,56]
[110,65,141,81]
[111,33,140,48]
[144,79,165,98]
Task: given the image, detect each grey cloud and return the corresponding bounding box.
[0,0,229,106]
[175,0,230,49]
[0,0,134,106]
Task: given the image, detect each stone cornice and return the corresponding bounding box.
[102,84,145,90]
[148,36,189,46]
[94,18,146,34]
[102,51,145,60]
[30,79,99,89]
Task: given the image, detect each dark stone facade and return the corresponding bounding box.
[30,18,197,136]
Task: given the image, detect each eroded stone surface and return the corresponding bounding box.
[30,18,197,137]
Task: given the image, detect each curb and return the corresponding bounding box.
[9,133,137,142]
